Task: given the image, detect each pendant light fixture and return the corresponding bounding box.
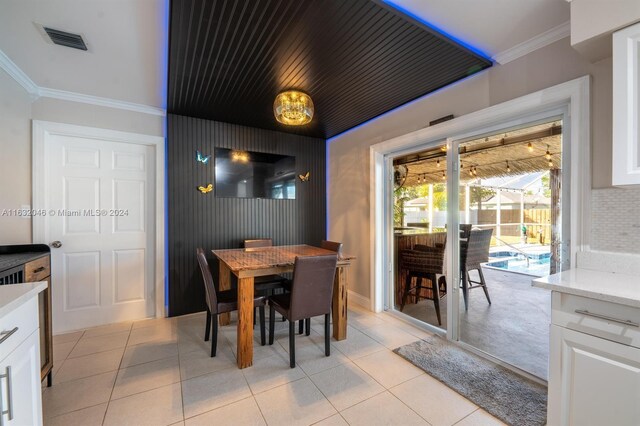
[274,90,314,125]
[545,145,551,160]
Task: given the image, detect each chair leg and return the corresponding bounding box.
[269,305,275,345]
[400,273,412,311]
[324,313,330,356]
[204,309,211,341]
[259,306,266,346]
[478,267,491,305]
[305,318,311,336]
[431,275,442,326]
[461,268,469,311]
[289,320,296,368]
[210,314,218,357]
[298,319,304,334]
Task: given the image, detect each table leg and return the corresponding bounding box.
[332,267,348,341]
[237,276,255,368]
[219,261,231,326]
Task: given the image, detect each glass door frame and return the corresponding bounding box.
[382,102,579,346]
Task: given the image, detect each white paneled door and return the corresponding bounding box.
[45,132,155,332]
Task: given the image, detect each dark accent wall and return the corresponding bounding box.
[167,114,326,316]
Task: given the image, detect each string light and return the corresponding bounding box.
[545,145,551,160]
[436,159,440,168]
[506,161,511,173]
[548,159,553,168]
[441,170,446,180]
[473,167,478,176]
[527,142,533,152]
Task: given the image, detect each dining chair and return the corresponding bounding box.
[243,238,288,323]
[398,244,446,325]
[268,254,338,368]
[460,228,493,310]
[196,248,267,357]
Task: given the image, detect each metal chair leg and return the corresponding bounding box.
[305,318,311,336]
[259,306,266,346]
[298,319,304,334]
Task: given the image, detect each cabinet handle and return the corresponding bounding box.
[0,328,18,345]
[575,309,639,327]
[32,266,46,273]
[0,366,12,423]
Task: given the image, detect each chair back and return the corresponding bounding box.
[320,240,343,256]
[289,254,338,321]
[244,238,273,248]
[196,248,218,313]
[463,229,493,269]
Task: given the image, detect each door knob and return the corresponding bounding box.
[50,241,62,248]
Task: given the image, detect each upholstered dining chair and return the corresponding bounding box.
[243,239,289,323]
[196,248,267,357]
[268,254,338,368]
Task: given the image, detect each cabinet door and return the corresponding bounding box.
[550,325,640,426]
[612,22,640,186]
[0,331,43,426]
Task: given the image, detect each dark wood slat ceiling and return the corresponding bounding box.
[168,0,492,139]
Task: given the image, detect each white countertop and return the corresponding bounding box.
[532,268,640,308]
[0,282,48,318]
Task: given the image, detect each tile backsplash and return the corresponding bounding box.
[591,187,640,253]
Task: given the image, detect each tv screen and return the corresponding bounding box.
[214,148,296,199]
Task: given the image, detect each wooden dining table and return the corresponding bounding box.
[212,244,355,368]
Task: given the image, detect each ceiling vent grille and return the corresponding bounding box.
[43,27,88,51]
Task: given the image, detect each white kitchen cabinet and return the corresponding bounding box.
[0,331,43,426]
[548,325,640,426]
[613,21,640,186]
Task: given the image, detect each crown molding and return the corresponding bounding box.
[0,47,165,116]
[492,21,571,65]
[0,49,39,98]
[38,87,166,116]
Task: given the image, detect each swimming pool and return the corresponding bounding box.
[485,251,551,276]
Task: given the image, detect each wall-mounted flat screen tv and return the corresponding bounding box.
[214,148,296,199]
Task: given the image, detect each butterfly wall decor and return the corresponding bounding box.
[197,183,213,194]
[298,172,310,182]
[196,150,211,164]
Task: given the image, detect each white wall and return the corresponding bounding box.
[328,38,637,300]
[0,69,33,243]
[0,78,165,245]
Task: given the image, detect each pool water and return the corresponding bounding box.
[485,251,551,277]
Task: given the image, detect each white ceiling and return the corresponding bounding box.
[0,0,166,108]
[387,0,570,57]
[0,0,569,110]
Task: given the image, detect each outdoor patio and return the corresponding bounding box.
[400,267,550,379]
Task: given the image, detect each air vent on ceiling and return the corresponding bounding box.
[43,27,88,51]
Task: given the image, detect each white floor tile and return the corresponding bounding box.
[44,403,107,426]
[179,344,237,380]
[359,323,421,350]
[42,371,116,418]
[309,362,385,411]
[255,378,337,426]
[182,368,252,418]
[53,331,84,345]
[341,391,428,425]
[454,409,507,426]
[128,324,178,346]
[390,375,477,426]
[120,341,179,368]
[82,321,133,338]
[353,350,423,388]
[103,382,183,426]
[312,414,348,426]
[68,331,130,358]
[277,332,350,376]
[112,356,181,400]
[242,353,306,394]
[184,396,266,426]
[54,348,124,384]
[330,327,386,360]
[52,341,76,363]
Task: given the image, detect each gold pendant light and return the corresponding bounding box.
[274,90,314,126]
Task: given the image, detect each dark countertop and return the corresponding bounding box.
[0,252,49,272]
[0,244,50,273]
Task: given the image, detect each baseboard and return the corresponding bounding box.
[347,290,371,310]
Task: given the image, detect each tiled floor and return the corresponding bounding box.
[44,305,506,426]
